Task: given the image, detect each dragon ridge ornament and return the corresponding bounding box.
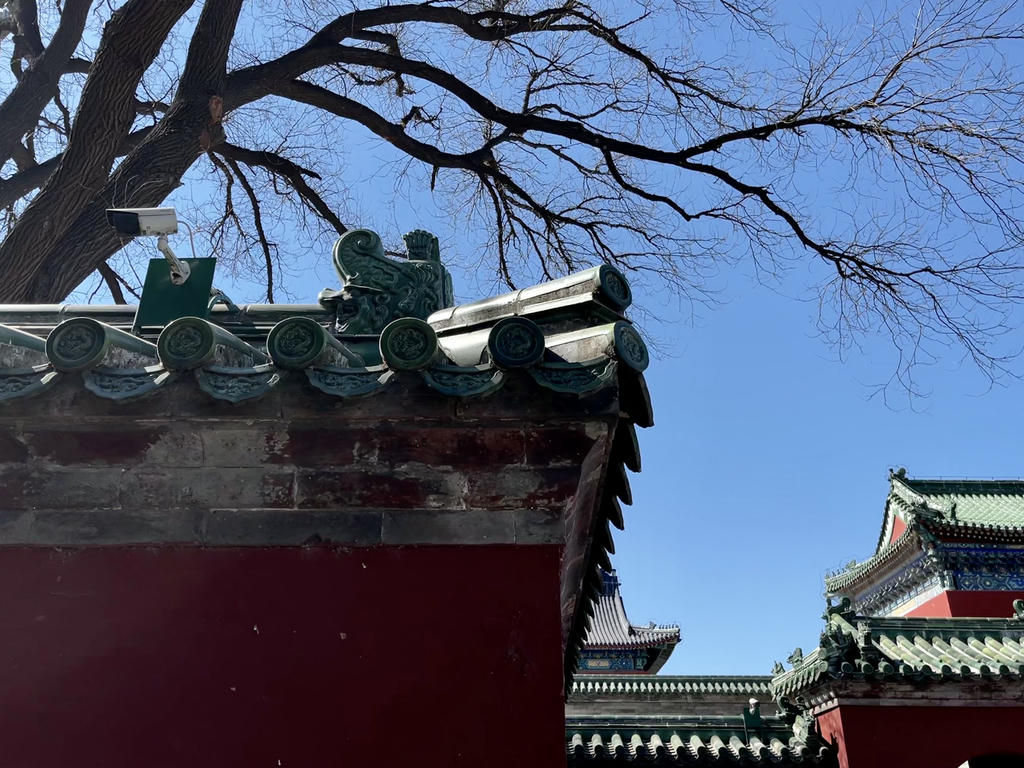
[318,229,455,335]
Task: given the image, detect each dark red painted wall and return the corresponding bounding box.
[820,705,1024,768]
[905,590,1024,618]
[815,709,847,768]
[0,546,565,768]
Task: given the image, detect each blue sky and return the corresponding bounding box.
[157,231,1024,675]
[615,269,1024,674]
[57,0,1024,674]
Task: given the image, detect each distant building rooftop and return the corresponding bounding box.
[577,569,680,674]
[825,471,1024,614]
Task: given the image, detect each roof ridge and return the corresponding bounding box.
[828,471,1024,593]
[771,604,1024,700]
[569,675,774,697]
[901,476,1024,484]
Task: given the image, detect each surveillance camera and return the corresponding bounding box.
[106,206,192,285]
[106,207,178,237]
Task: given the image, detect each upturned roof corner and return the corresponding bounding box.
[825,472,1024,595]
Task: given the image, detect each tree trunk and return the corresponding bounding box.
[0,0,91,168]
[0,0,195,302]
[18,0,245,302]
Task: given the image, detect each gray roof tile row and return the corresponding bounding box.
[772,603,1024,698]
[566,727,835,765]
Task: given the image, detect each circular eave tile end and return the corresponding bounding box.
[598,265,633,311]
[268,316,327,370]
[488,316,546,368]
[158,317,216,370]
[46,318,107,372]
[380,317,438,370]
[613,322,649,372]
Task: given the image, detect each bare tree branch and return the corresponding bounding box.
[213,141,347,235]
[0,0,1022,391]
[6,0,245,301]
[97,261,127,304]
[223,155,275,303]
[0,0,90,165]
[0,0,194,299]
[0,125,153,210]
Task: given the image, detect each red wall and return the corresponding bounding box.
[888,516,906,545]
[822,704,1024,768]
[906,590,1024,618]
[815,709,847,768]
[0,546,565,768]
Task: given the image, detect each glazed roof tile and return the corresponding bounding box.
[582,570,681,651]
[0,247,650,693]
[571,675,772,697]
[892,476,1024,529]
[826,473,1024,592]
[771,602,1024,699]
[566,716,836,765]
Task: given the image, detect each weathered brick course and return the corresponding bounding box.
[382,508,515,545]
[524,425,599,467]
[23,428,165,464]
[3,467,120,509]
[0,430,27,463]
[0,375,620,550]
[205,508,381,546]
[31,508,204,544]
[119,467,296,510]
[466,467,582,509]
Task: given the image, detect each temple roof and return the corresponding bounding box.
[0,240,652,691]
[571,675,772,698]
[566,716,836,766]
[0,265,648,404]
[568,596,831,764]
[771,599,1024,700]
[583,570,680,652]
[891,477,1024,526]
[826,471,1024,593]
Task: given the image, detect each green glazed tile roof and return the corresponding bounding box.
[771,600,1024,699]
[825,473,1024,592]
[0,256,651,697]
[566,716,836,765]
[894,476,1024,528]
[571,675,772,698]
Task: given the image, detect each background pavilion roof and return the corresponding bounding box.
[826,472,1024,592]
[583,570,681,650]
[890,476,1024,529]
[771,600,1024,700]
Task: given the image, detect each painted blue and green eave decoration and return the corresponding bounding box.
[825,471,1024,604]
[577,569,680,674]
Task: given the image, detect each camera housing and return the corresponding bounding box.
[106,207,190,285]
[106,208,179,237]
